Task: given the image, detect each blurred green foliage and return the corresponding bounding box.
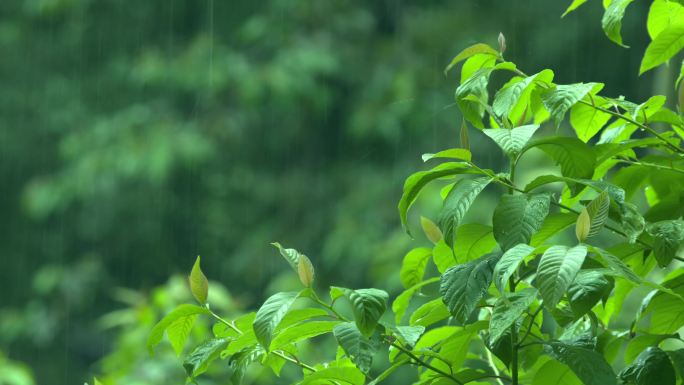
[0,0,668,383]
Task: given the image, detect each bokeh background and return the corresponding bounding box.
[0,0,677,384]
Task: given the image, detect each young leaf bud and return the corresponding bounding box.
[189,255,209,305]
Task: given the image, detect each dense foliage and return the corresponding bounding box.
[147,1,684,385]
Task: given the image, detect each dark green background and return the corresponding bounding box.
[0,0,665,383]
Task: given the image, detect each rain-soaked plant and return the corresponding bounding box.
[146,2,684,384]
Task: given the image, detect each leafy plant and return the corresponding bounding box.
[146,2,684,385]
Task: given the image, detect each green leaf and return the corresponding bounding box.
[333,322,377,373]
[189,256,209,305]
[619,202,646,243]
[584,191,611,239]
[409,298,451,327]
[392,277,440,324]
[646,220,684,267]
[444,43,499,76]
[438,177,491,246]
[440,253,499,323]
[398,162,478,235]
[532,359,583,385]
[493,243,536,293]
[432,239,456,273]
[563,0,590,17]
[300,366,366,385]
[525,137,597,181]
[253,291,300,350]
[420,216,443,244]
[602,0,635,47]
[531,212,577,246]
[400,247,432,288]
[183,338,229,378]
[297,254,315,287]
[647,0,684,39]
[489,288,537,343]
[421,148,472,162]
[541,83,603,127]
[624,334,673,363]
[229,345,265,385]
[641,274,684,333]
[343,288,388,337]
[666,350,684,382]
[492,70,553,120]
[536,245,588,308]
[640,24,684,75]
[453,223,498,263]
[568,270,613,317]
[483,125,540,159]
[493,193,550,251]
[545,341,617,385]
[270,321,339,350]
[392,325,425,348]
[570,100,612,142]
[589,246,642,284]
[271,242,303,271]
[619,347,676,385]
[147,304,210,356]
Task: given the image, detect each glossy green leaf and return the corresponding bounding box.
[409,298,451,327]
[640,24,684,75]
[438,177,491,246]
[398,162,478,235]
[492,70,553,120]
[300,366,365,385]
[400,247,432,288]
[453,223,497,263]
[440,253,499,323]
[483,125,540,159]
[585,191,611,238]
[183,338,229,378]
[602,0,635,47]
[271,242,303,271]
[253,291,300,350]
[270,321,339,350]
[229,345,265,384]
[333,322,376,373]
[647,0,684,39]
[343,288,389,337]
[589,246,642,284]
[570,100,612,142]
[531,212,577,246]
[541,83,603,127]
[444,43,499,76]
[493,193,550,251]
[568,270,613,317]
[624,334,673,364]
[532,359,583,385]
[189,256,209,305]
[493,243,535,293]
[641,274,684,333]
[525,137,597,181]
[619,347,676,385]
[392,277,440,324]
[489,288,537,343]
[563,0,590,17]
[147,304,210,356]
[421,148,472,163]
[392,325,425,348]
[545,341,617,385]
[536,245,588,308]
[646,220,684,267]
